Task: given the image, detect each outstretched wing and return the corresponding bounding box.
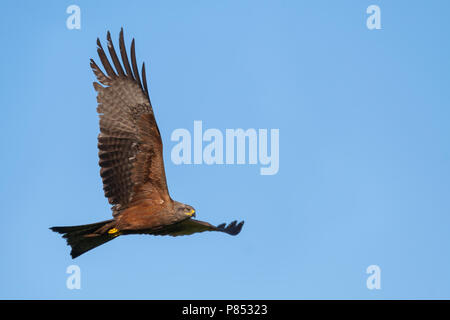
[91,29,170,215]
[151,219,245,237]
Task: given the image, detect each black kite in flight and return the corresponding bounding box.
[51,29,244,258]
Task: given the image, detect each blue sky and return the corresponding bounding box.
[1,0,450,299]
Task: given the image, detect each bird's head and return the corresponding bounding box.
[174,201,196,218]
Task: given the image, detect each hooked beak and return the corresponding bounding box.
[190,209,196,217]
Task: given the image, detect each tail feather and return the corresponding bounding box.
[50,220,115,258]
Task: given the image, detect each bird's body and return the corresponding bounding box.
[110,200,192,233]
[51,29,244,258]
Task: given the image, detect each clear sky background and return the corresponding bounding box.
[1,0,450,299]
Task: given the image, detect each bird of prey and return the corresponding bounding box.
[51,29,244,259]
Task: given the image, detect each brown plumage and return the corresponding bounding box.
[51,29,244,258]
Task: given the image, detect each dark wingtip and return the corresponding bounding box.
[217,220,244,236]
[106,31,113,47]
[119,28,134,79]
[50,226,63,234]
[130,38,143,89]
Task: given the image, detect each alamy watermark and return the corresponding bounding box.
[170,121,279,175]
[66,5,81,30]
[366,264,381,290]
[366,5,381,30]
[66,265,81,290]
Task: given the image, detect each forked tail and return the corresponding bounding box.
[50,220,115,258]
